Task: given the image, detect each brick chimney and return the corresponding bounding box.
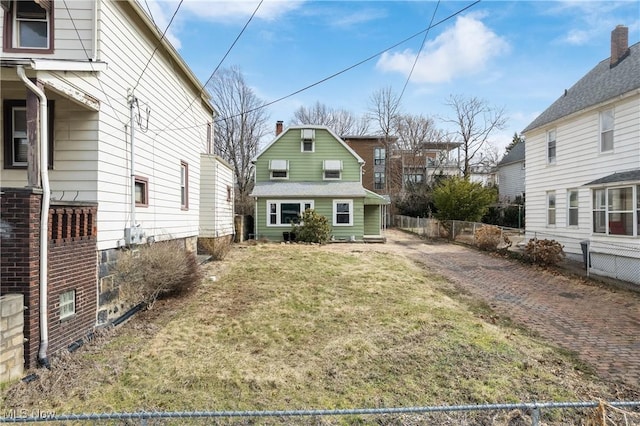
[610,25,629,68]
[275,120,283,136]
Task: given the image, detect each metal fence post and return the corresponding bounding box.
[531,406,540,426]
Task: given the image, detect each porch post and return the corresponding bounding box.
[26,80,43,188]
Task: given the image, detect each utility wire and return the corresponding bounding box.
[398,0,441,103]
[151,0,480,133]
[212,0,481,124]
[156,0,264,135]
[132,0,184,92]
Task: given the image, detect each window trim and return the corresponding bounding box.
[323,160,342,181]
[546,129,556,164]
[374,172,385,190]
[599,108,614,153]
[180,161,189,210]
[546,191,556,226]
[269,159,289,180]
[567,189,578,227]
[374,147,385,165]
[134,175,149,207]
[592,185,638,236]
[266,200,314,227]
[333,199,353,227]
[3,99,54,169]
[59,289,75,320]
[3,0,55,53]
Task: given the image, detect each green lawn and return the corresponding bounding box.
[2,243,622,424]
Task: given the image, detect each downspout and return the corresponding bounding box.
[17,65,51,368]
[128,92,136,232]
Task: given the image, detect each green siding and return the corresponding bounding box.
[364,205,381,235]
[256,128,361,183]
[254,197,365,241]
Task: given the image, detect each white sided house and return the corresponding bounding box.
[0,0,233,368]
[522,25,640,286]
[496,141,525,204]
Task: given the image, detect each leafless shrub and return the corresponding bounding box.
[524,238,566,266]
[115,240,203,309]
[199,235,232,260]
[474,225,503,251]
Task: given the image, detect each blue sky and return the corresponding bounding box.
[145,0,640,151]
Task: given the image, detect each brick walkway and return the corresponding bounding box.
[382,229,640,391]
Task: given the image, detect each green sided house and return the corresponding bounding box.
[250,124,389,242]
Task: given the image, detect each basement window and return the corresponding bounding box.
[59,289,76,320]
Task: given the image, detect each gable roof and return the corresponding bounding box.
[522,42,640,134]
[497,141,525,166]
[253,125,365,164]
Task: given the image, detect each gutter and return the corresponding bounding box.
[17,66,51,368]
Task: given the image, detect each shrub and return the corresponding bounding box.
[433,177,497,222]
[199,235,232,260]
[474,225,503,251]
[291,209,330,244]
[115,240,203,308]
[524,238,565,266]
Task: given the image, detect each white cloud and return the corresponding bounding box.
[376,14,510,84]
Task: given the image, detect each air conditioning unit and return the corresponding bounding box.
[124,226,146,245]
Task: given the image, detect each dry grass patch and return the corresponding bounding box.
[2,243,629,424]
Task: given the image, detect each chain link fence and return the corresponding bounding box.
[2,401,640,425]
[394,215,640,287]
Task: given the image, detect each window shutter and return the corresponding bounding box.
[323,160,342,171]
[269,160,288,171]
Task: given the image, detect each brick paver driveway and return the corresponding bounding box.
[373,229,640,391]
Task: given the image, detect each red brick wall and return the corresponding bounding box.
[1,188,42,368]
[47,204,97,358]
[1,189,98,368]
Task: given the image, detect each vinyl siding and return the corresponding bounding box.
[0,1,95,60]
[525,93,640,257]
[497,161,525,202]
[199,154,235,238]
[363,205,382,236]
[255,128,362,183]
[254,197,365,241]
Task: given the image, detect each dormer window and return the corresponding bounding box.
[269,159,289,179]
[301,128,315,152]
[323,160,342,180]
[2,0,54,53]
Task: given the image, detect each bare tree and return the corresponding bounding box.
[207,66,270,215]
[289,101,369,136]
[443,95,507,179]
[367,87,403,193]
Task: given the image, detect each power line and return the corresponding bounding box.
[212,0,481,124]
[132,0,185,92]
[156,0,264,135]
[398,0,441,104]
[150,0,480,133]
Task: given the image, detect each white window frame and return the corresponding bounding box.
[266,200,314,227]
[269,160,289,180]
[592,185,638,236]
[546,191,556,226]
[599,108,614,153]
[59,289,75,320]
[301,128,315,152]
[333,199,353,227]
[567,189,579,227]
[546,129,556,164]
[12,0,51,50]
[180,161,188,209]
[323,160,342,181]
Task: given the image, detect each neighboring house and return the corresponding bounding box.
[250,125,389,242]
[342,136,389,194]
[468,164,497,187]
[0,0,233,369]
[522,25,640,285]
[496,141,525,203]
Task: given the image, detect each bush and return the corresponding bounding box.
[474,225,503,251]
[291,209,330,244]
[115,240,203,308]
[199,235,232,260]
[524,238,565,266]
[433,177,497,222]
